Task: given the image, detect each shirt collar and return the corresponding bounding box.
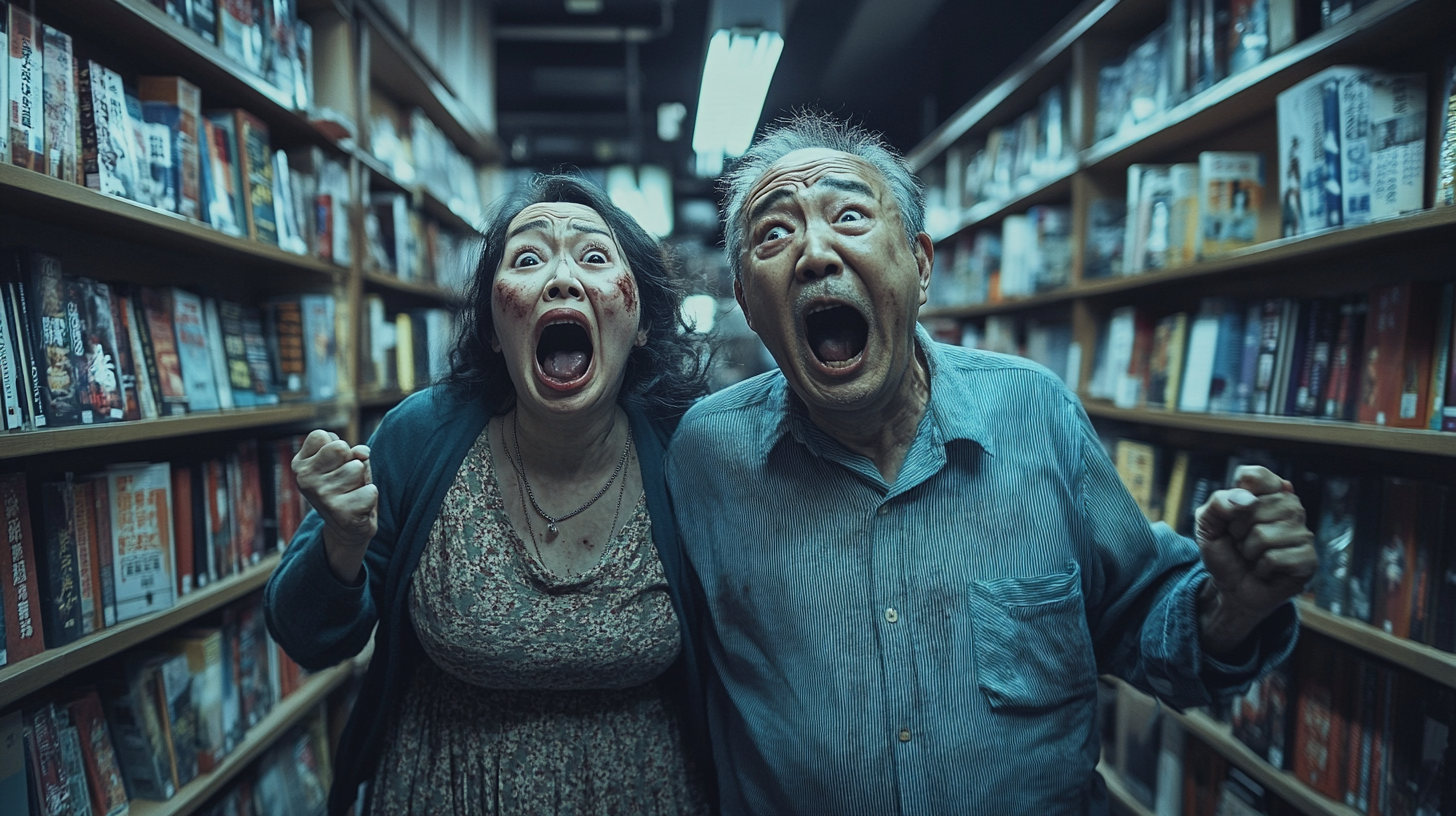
[755,323,995,461]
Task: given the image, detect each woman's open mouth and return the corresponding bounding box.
[804,304,869,369]
[536,317,594,388]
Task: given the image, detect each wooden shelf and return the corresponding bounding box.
[0,555,281,708]
[1080,401,1456,457]
[127,660,355,816]
[922,205,1456,318]
[357,147,413,195]
[1080,0,1431,170]
[40,0,351,152]
[362,269,460,304]
[0,164,342,280]
[1098,761,1155,816]
[930,162,1078,243]
[418,189,482,236]
[359,2,499,164]
[1169,709,1361,816]
[1296,600,1456,689]
[0,402,346,461]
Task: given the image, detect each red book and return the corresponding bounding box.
[139,287,189,416]
[1365,667,1393,816]
[69,478,102,635]
[171,465,195,596]
[235,440,263,566]
[1343,658,1374,810]
[1374,478,1420,639]
[205,458,230,582]
[63,689,130,816]
[1357,283,1439,428]
[1294,639,1347,799]
[28,703,74,815]
[0,474,46,661]
[1409,483,1447,645]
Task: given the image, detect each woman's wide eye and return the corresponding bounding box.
[583,249,608,264]
[515,251,542,267]
[764,225,789,242]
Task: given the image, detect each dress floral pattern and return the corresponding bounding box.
[369,428,707,816]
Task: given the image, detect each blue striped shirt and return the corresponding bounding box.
[666,327,1297,816]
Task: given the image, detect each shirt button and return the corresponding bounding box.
[898,728,912,742]
[877,505,890,516]
[884,607,899,623]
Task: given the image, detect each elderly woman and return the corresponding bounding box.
[264,175,713,815]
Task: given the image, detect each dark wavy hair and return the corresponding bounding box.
[446,173,710,420]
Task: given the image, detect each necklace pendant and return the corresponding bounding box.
[548,523,558,534]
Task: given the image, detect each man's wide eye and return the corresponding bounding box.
[764,226,789,242]
[838,210,864,223]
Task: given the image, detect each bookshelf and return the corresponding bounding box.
[0,0,494,808]
[128,656,361,816]
[911,0,1456,813]
[1098,760,1156,816]
[0,554,280,708]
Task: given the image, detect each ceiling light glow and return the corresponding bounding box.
[692,29,784,177]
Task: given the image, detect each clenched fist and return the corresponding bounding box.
[294,429,378,583]
[1194,465,1318,658]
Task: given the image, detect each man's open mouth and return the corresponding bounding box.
[536,319,594,384]
[804,304,869,367]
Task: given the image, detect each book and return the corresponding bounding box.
[28,702,75,816]
[23,251,89,425]
[1083,199,1126,280]
[1323,297,1367,420]
[69,477,100,635]
[229,110,278,244]
[1362,72,1426,222]
[77,61,141,200]
[1293,639,1347,799]
[0,473,45,661]
[160,628,227,773]
[103,463,175,621]
[63,689,129,816]
[0,277,22,431]
[239,307,279,405]
[0,4,7,161]
[79,279,128,423]
[139,76,203,221]
[40,25,76,182]
[299,295,336,400]
[153,650,199,789]
[100,655,177,800]
[1429,283,1454,431]
[171,288,220,413]
[7,4,44,171]
[1438,56,1456,208]
[204,456,231,582]
[1373,478,1421,638]
[265,297,305,398]
[0,710,24,814]
[1027,205,1071,292]
[104,284,143,422]
[1291,298,1340,417]
[1408,483,1446,646]
[38,479,85,647]
[219,0,263,75]
[201,114,245,236]
[201,297,234,411]
[1197,152,1264,258]
[1357,282,1439,428]
[137,96,175,212]
[1278,68,1352,236]
[89,475,118,629]
[1113,439,1160,521]
[1167,162,1201,268]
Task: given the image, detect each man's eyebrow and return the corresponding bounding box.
[508,219,549,238]
[818,177,876,197]
[747,188,794,226]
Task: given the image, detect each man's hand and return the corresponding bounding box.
[1194,465,1317,658]
[293,429,378,583]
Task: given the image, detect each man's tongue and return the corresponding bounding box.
[815,330,860,363]
[543,350,589,381]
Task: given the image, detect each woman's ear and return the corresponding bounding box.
[635,325,649,347]
[490,331,501,353]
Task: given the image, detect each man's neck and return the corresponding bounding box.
[803,350,931,486]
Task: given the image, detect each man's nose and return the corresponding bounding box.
[795,221,842,282]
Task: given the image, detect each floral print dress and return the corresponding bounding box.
[369,429,708,816]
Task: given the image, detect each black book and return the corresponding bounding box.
[35,481,84,647]
[1346,477,1386,625]
[1,253,49,428]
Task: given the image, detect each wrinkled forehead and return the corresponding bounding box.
[506,202,614,238]
[742,148,887,221]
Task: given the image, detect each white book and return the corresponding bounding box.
[1367,72,1426,220]
[105,462,177,622]
[1178,306,1222,413]
[125,296,161,419]
[1000,214,1034,298]
[0,4,9,159]
[7,4,43,169]
[172,288,221,412]
[201,297,234,410]
[1107,307,1139,408]
[0,285,20,430]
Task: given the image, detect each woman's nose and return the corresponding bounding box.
[544,266,584,300]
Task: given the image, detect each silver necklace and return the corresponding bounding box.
[510,410,632,534]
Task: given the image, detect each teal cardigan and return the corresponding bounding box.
[263,385,714,815]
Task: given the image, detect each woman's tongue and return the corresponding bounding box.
[543,350,590,381]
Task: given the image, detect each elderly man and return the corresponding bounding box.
[666,114,1316,815]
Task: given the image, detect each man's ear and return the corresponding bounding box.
[914,232,934,308]
[733,277,755,330]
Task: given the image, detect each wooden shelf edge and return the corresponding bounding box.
[1080,401,1456,457]
[1098,761,1156,816]
[417,189,482,237]
[1171,709,1361,816]
[0,402,344,460]
[0,554,282,708]
[0,165,341,277]
[1295,600,1456,689]
[930,163,1078,244]
[127,660,354,816]
[1079,0,1423,170]
[361,269,459,303]
[907,0,1119,169]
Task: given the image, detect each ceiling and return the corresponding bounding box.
[491,0,1085,193]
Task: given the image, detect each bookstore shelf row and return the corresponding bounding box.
[127,659,356,816]
[361,268,459,304]
[0,554,279,709]
[1081,403,1456,458]
[1102,763,1158,816]
[1297,601,1456,690]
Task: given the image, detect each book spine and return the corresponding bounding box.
[68,478,98,636]
[171,465,194,596]
[1438,58,1456,208]
[1430,283,1454,430]
[0,282,21,430]
[41,26,75,182]
[76,60,104,191]
[38,480,83,647]
[90,477,116,628]
[0,474,45,660]
[8,5,45,171]
[10,274,49,427]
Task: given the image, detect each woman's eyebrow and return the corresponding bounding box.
[508,219,549,238]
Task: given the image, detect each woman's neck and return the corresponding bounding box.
[509,399,628,483]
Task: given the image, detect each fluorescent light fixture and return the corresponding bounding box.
[681,295,718,334]
[607,165,674,238]
[691,28,784,176]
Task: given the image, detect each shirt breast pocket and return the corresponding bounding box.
[968,561,1097,710]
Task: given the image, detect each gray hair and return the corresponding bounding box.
[720,112,927,280]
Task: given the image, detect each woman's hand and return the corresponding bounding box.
[293,429,378,584]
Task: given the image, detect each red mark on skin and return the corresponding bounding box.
[614,273,638,314]
[494,279,532,320]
